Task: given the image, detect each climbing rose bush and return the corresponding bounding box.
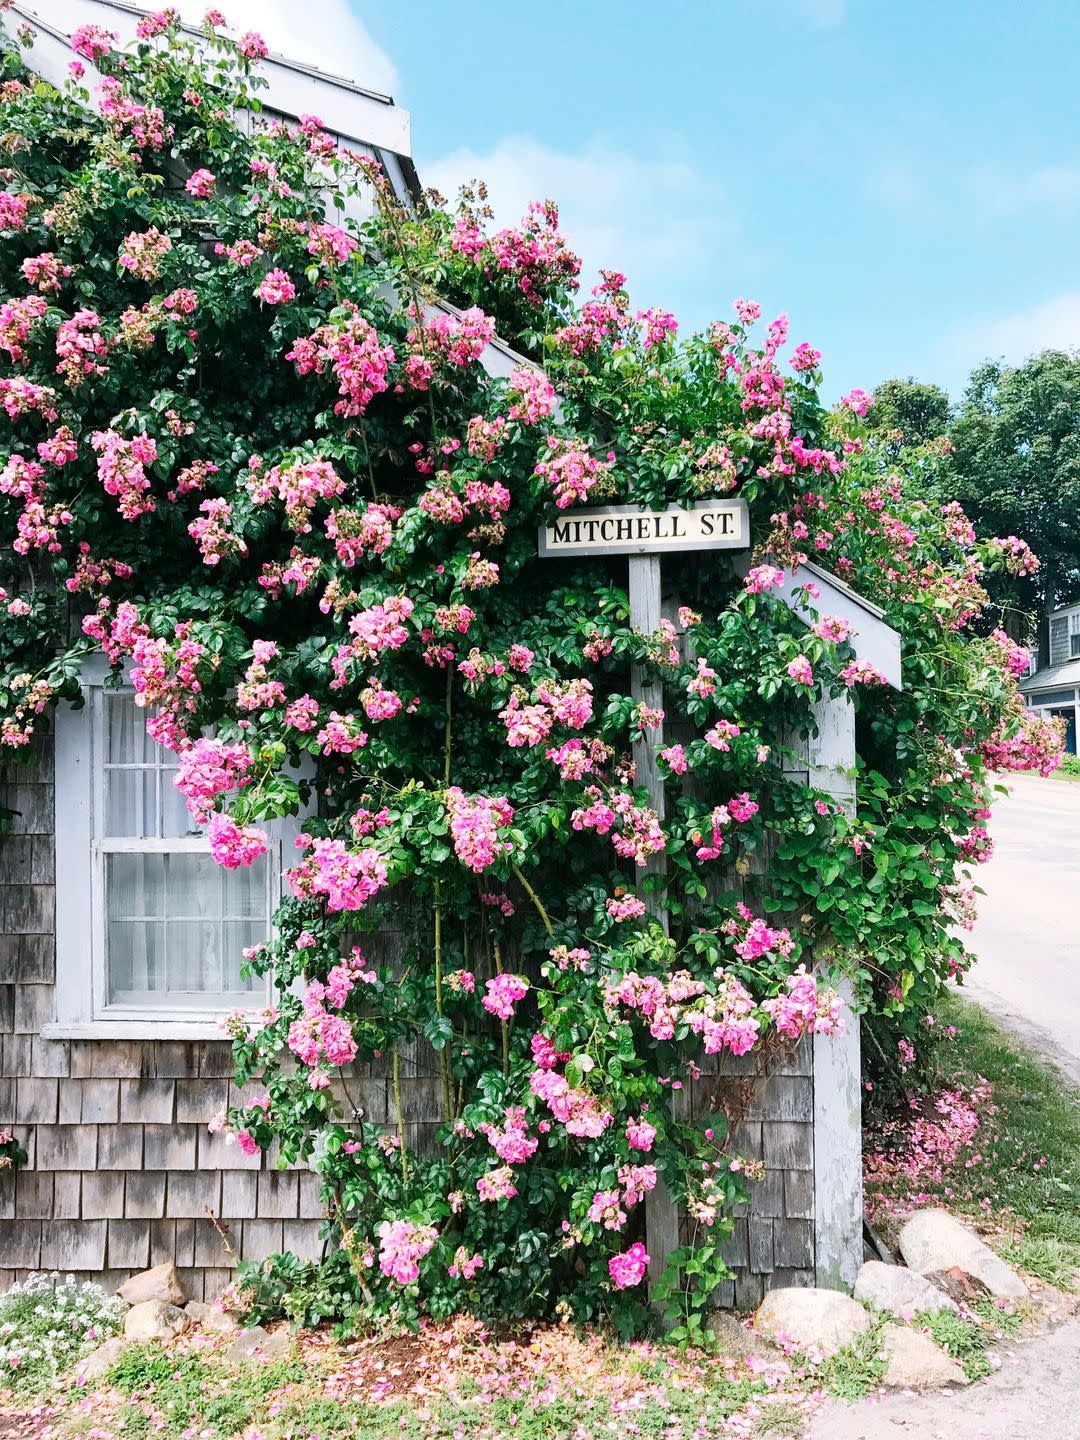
[0,13,1060,1337]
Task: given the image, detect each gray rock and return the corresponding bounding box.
[123,1299,190,1342]
[879,1323,969,1389]
[186,1300,240,1334]
[854,1261,959,1318]
[707,1309,782,1363]
[117,1263,187,1308]
[899,1210,1029,1300]
[224,1326,291,1362]
[754,1287,872,1356]
[75,1336,129,1382]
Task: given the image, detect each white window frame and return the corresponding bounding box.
[44,655,308,1040]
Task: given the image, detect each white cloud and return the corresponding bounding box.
[943,292,1080,368]
[967,163,1080,220]
[173,0,398,95]
[787,0,846,28]
[426,135,734,313]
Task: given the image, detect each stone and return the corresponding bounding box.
[224,1326,291,1362]
[754,1287,872,1355]
[898,1210,1029,1300]
[123,1300,190,1342]
[854,1261,959,1318]
[923,1265,991,1306]
[707,1309,782,1364]
[117,1262,187,1307]
[186,1300,240,1334]
[75,1336,128,1383]
[879,1323,969,1389]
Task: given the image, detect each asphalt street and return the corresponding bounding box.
[962,774,1080,1085]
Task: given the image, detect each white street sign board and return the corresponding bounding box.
[538,499,749,558]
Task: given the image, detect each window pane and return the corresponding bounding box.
[108,920,166,999]
[161,771,197,838]
[106,695,155,764]
[224,920,263,993]
[105,851,270,1007]
[108,853,166,918]
[105,769,159,838]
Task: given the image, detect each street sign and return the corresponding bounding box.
[538,498,749,559]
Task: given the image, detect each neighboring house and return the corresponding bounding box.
[1020,602,1080,755]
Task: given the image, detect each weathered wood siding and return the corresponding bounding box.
[0,736,326,1297]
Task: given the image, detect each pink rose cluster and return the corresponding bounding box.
[403,305,495,389]
[446,787,516,873]
[761,965,844,1039]
[608,1242,649,1290]
[248,455,345,531]
[571,788,666,867]
[481,973,529,1021]
[91,429,158,520]
[287,306,396,418]
[287,835,389,912]
[480,1105,537,1163]
[174,737,254,821]
[286,977,360,1076]
[506,365,557,425]
[529,1066,612,1139]
[208,813,267,870]
[501,677,593,748]
[377,1219,437,1287]
[533,439,614,510]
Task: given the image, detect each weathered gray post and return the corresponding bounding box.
[627,551,682,1289]
[805,693,862,1290]
[539,500,751,1297]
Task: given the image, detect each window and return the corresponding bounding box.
[49,660,303,1038]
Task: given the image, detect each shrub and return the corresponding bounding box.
[0,1272,124,1391]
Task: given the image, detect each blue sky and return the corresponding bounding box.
[220,0,1080,402]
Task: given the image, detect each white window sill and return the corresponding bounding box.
[41,1020,233,1042]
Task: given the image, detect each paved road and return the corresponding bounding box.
[809,1317,1080,1439]
[961,775,1080,1084]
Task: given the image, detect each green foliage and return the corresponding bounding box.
[106,1344,306,1434]
[916,1298,1023,1382]
[0,1273,124,1392]
[867,376,952,462]
[816,1321,887,1401]
[948,353,1080,621]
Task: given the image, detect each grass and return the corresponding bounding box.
[867,991,1080,1288]
[941,992,1080,1263]
[816,1321,887,1400]
[916,1298,1024,1382]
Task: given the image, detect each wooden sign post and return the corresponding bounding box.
[540,499,750,1296]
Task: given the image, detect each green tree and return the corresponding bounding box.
[946,351,1080,643]
[868,376,952,460]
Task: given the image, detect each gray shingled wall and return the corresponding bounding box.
[696,1046,816,1309]
[0,733,822,1303]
